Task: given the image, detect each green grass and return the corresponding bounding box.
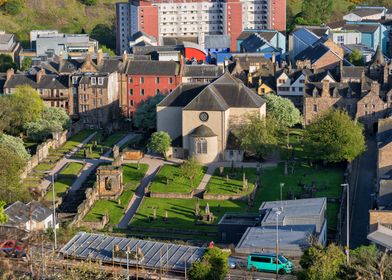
[44,162,84,202]
[206,167,256,195]
[61,129,96,153]
[327,202,340,231]
[131,198,247,232]
[83,163,149,225]
[74,131,126,159]
[33,162,56,172]
[149,165,206,194]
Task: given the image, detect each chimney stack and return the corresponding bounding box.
[322,79,330,97]
[6,68,14,81]
[97,49,104,66]
[122,50,128,62]
[36,68,45,83]
[371,81,380,95]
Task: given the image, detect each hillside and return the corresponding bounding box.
[0,0,122,49]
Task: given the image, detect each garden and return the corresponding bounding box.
[149,164,206,194]
[83,163,149,225]
[44,162,84,203]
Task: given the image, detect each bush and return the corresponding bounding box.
[80,0,97,5]
[3,0,23,15]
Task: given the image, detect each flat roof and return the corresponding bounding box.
[260,198,327,224]
[218,213,260,226]
[236,225,315,251]
[60,232,205,272]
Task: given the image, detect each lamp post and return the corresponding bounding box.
[275,209,282,279]
[280,183,284,202]
[125,246,130,280]
[341,183,350,264]
[45,171,57,250]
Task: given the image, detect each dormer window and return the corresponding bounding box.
[98,77,104,85]
[91,77,96,85]
[72,76,78,84]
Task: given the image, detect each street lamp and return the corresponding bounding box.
[125,246,130,280]
[280,183,285,202]
[275,208,282,279]
[45,171,57,250]
[341,183,349,264]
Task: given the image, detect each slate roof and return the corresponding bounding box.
[367,223,392,250]
[292,28,323,46]
[237,30,277,42]
[183,72,265,111]
[162,36,199,46]
[342,23,379,33]
[4,73,69,89]
[5,201,52,227]
[159,72,265,111]
[182,65,223,78]
[190,125,217,137]
[295,43,331,64]
[341,66,364,80]
[0,34,13,45]
[304,81,362,98]
[240,33,278,53]
[132,45,183,55]
[350,7,385,17]
[126,61,180,76]
[131,31,156,42]
[204,35,230,49]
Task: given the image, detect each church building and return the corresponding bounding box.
[157,72,266,163]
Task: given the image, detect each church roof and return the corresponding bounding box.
[158,72,265,111]
[190,125,217,137]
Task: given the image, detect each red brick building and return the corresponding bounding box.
[125,60,181,119]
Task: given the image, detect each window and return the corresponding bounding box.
[98,77,104,85]
[299,87,303,92]
[337,35,344,44]
[130,100,134,107]
[300,79,305,83]
[156,77,160,84]
[91,77,96,85]
[313,104,317,112]
[141,89,145,95]
[169,77,173,84]
[72,76,78,84]
[196,139,207,154]
[129,77,133,83]
[250,256,271,263]
[140,77,144,84]
[156,89,160,95]
[129,89,133,95]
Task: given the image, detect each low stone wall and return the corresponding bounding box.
[71,184,99,227]
[21,130,69,179]
[150,191,194,199]
[203,184,258,201]
[77,215,109,230]
[127,225,217,236]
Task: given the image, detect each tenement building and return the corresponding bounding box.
[116,0,286,53]
[157,72,266,163]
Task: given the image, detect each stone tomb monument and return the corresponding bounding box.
[96,165,123,200]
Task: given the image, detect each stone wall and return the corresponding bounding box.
[21,130,69,179]
[203,189,254,201]
[71,185,99,227]
[369,210,392,232]
[150,191,194,199]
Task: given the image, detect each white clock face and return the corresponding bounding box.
[199,112,209,122]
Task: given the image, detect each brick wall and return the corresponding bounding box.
[369,210,392,232]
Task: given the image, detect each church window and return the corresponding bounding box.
[196,139,207,154]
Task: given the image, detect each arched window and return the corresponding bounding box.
[196,138,207,154]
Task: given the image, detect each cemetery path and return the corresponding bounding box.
[100,133,139,160]
[39,131,98,191]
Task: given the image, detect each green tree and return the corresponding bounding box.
[101,45,115,57]
[299,244,346,280]
[234,114,280,160]
[348,48,364,66]
[264,94,302,128]
[7,86,44,134]
[90,24,116,50]
[180,156,203,187]
[0,54,17,72]
[147,131,172,159]
[188,247,229,280]
[0,97,12,132]
[303,110,366,163]
[301,0,333,25]
[3,0,23,15]
[20,57,32,71]
[134,94,165,130]
[0,201,8,225]
[344,244,392,280]
[0,146,30,203]
[0,133,30,161]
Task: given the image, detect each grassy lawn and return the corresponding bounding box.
[61,130,95,152]
[206,167,256,195]
[74,131,126,159]
[83,163,149,225]
[280,128,307,161]
[33,162,56,172]
[131,198,247,232]
[149,165,206,194]
[44,162,84,202]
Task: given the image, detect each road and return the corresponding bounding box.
[349,136,377,248]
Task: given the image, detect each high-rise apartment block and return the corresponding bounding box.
[116,0,286,54]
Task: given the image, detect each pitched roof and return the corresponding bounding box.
[190,125,217,137]
[126,60,180,75]
[342,23,379,33]
[0,34,13,45]
[131,31,156,42]
[295,43,330,64]
[304,81,362,98]
[292,28,322,46]
[237,30,278,41]
[341,66,364,79]
[5,201,52,227]
[4,73,69,89]
[184,72,265,111]
[204,35,230,49]
[350,7,385,17]
[371,44,385,66]
[159,72,265,110]
[183,65,223,78]
[240,33,278,52]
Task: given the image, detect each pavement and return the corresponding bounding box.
[349,135,377,248]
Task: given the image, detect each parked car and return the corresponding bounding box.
[247,252,294,274]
